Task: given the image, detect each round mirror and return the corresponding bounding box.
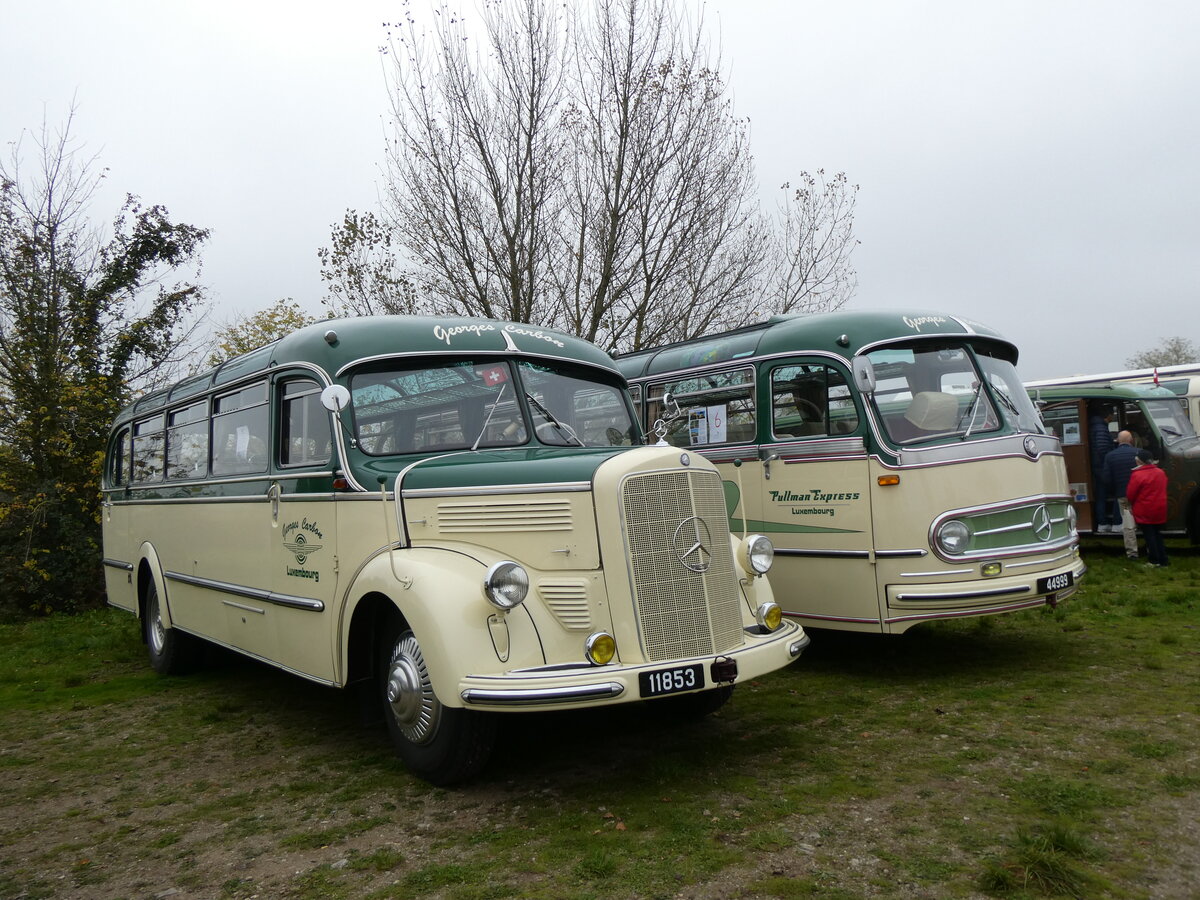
[320,384,351,413]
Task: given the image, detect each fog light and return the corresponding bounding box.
[756,601,783,632]
[585,632,616,665]
[981,562,1002,578]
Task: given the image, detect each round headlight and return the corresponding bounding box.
[936,520,971,555]
[1066,504,1077,534]
[739,534,775,575]
[484,561,529,610]
[756,601,783,632]
[585,632,616,665]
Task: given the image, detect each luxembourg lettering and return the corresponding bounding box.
[286,566,320,583]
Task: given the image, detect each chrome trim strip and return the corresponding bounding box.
[784,611,880,625]
[875,549,928,559]
[776,548,871,560]
[893,585,1031,602]
[403,481,592,499]
[164,571,325,612]
[103,558,134,572]
[900,568,976,577]
[1002,547,1080,570]
[460,682,625,705]
[221,599,265,615]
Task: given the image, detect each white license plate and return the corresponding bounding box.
[1038,571,1074,594]
[639,664,705,698]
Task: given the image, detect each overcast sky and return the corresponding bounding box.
[3,0,1197,380]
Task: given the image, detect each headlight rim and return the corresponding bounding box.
[740,533,775,576]
[483,560,530,610]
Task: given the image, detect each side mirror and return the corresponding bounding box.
[321,384,351,413]
[851,357,876,395]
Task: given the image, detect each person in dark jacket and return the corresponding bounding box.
[1088,405,1116,532]
[1127,448,1169,567]
[1102,430,1140,559]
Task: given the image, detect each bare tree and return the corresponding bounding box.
[324,0,858,353]
[1126,337,1199,369]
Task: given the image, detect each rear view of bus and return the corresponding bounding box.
[619,310,1084,634]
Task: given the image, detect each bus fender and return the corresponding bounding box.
[341,547,543,709]
[136,543,172,629]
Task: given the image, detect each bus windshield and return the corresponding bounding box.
[349,358,636,455]
[1145,398,1196,445]
[866,342,1043,446]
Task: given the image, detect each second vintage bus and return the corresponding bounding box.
[618,309,1084,634]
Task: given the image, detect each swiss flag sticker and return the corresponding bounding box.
[477,365,509,386]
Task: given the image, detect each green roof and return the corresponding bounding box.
[616,309,1015,379]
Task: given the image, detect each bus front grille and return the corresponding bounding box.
[621,469,744,662]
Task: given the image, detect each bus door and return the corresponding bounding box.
[1037,399,1119,533]
[268,376,341,679]
[758,361,880,631]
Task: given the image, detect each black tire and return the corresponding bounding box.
[647,684,734,720]
[144,580,201,675]
[379,619,496,785]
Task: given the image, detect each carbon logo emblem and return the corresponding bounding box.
[672,516,713,573]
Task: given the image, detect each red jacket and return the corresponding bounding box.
[1127,463,1167,525]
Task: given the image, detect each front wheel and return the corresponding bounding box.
[144,580,201,675]
[380,621,496,785]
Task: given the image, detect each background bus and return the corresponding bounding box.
[1025,380,1200,539]
[101,316,805,783]
[618,310,1083,635]
[1028,365,1200,427]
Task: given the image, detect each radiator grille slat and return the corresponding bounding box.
[622,470,743,662]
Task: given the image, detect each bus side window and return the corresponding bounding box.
[167,401,209,480]
[279,379,333,467]
[132,415,165,483]
[648,367,755,446]
[212,381,269,476]
[110,427,131,486]
[771,364,858,439]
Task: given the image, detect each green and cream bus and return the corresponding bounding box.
[1025,380,1200,538]
[102,316,807,784]
[617,310,1084,635]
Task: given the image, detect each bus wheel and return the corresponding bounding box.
[144,581,201,675]
[379,623,496,785]
[647,685,734,719]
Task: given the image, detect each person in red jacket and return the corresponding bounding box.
[1127,448,1169,567]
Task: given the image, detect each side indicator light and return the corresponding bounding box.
[878,474,900,486]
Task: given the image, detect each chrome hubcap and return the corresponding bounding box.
[385,633,440,744]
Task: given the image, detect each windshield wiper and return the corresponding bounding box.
[958,383,984,440]
[526,393,583,446]
[471,382,509,451]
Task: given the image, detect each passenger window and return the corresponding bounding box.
[132,415,165,483]
[110,427,131,486]
[212,382,269,476]
[279,380,333,467]
[771,364,858,439]
[647,367,756,446]
[167,401,209,480]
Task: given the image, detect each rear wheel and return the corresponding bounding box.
[144,580,201,675]
[380,619,496,785]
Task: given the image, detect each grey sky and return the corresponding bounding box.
[3,0,1196,379]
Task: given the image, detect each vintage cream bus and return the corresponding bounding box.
[1025,380,1200,538]
[617,310,1084,635]
[1027,364,1200,426]
[101,317,807,784]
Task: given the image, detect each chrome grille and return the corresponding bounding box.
[621,469,744,662]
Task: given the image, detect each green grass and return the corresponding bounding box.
[0,538,1197,898]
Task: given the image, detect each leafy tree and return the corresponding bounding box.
[206,298,318,367]
[0,110,208,617]
[320,0,858,353]
[1126,337,1199,369]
